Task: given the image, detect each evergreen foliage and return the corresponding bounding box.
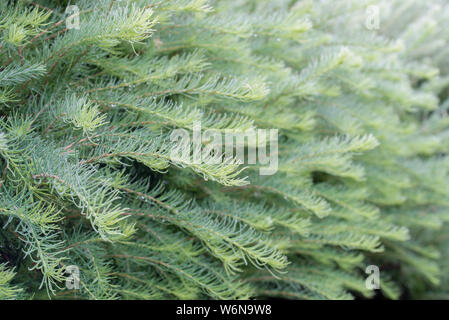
[1,0,449,300]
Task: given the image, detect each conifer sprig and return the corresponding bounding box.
[1,0,449,300]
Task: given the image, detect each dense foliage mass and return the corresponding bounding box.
[1,0,449,300]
